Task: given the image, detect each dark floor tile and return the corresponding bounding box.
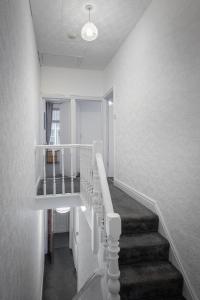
[54,233,69,249]
[43,234,77,300]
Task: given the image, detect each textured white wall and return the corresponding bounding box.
[104,0,200,297]
[77,211,99,290]
[0,1,44,299]
[41,66,103,97]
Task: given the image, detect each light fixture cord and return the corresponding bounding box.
[88,8,91,22]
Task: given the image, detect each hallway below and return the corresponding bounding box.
[43,233,77,300]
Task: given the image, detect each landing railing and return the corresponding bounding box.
[80,141,121,300]
[35,144,92,196]
[35,142,121,300]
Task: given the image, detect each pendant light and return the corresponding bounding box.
[56,207,70,214]
[81,4,98,42]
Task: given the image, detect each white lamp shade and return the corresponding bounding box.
[56,207,70,214]
[81,206,86,212]
[81,21,98,41]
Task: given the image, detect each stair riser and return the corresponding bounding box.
[120,279,183,300]
[119,244,169,265]
[122,218,159,235]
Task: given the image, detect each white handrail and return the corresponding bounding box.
[96,152,114,214]
[36,144,92,149]
[79,141,121,300]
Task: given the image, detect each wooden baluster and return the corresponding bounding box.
[81,149,84,196]
[87,151,91,206]
[85,151,88,203]
[52,149,56,195]
[107,213,121,300]
[80,148,83,193]
[61,148,65,194]
[89,150,93,204]
[71,147,74,193]
[43,149,46,195]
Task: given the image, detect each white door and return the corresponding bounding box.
[76,100,103,173]
[78,100,102,144]
[53,210,69,233]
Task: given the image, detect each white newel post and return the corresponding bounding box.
[107,213,121,300]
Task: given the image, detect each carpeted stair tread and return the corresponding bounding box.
[120,261,182,285]
[121,214,159,234]
[108,181,157,219]
[165,298,186,300]
[108,180,159,234]
[119,233,169,264]
[129,297,186,300]
[148,298,186,300]
[107,181,184,300]
[120,262,183,300]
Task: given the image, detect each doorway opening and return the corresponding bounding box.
[76,99,103,175]
[43,208,77,300]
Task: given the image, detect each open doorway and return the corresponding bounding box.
[76,99,103,174]
[43,208,77,300]
[76,99,102,144]
[44,99,71,179]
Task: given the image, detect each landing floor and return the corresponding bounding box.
[42,233,77,300]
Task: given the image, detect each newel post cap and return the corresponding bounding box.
[106,213,121,240]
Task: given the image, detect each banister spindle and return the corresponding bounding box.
[61,148,65,194]
[52,149,56,195]
[43,149,46,195]
[71,147,74,193]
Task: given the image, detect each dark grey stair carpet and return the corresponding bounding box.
[165,298,186,300]
[120,262,183,300]
[119,232,169,264]
[108,180,185,300]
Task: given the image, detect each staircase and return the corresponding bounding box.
[108,181,185,300]
[36,142,186,300]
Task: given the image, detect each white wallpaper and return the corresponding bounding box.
[0,1,44,299]
[77,211,99,290]
[41,66,103,97]
[104,0,200,298]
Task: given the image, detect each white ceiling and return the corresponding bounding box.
[30,0,151,70]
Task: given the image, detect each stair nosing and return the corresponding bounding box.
[120,232,169,249]
[120,261,183,286]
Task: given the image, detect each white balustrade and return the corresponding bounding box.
[36,144,92,197]
[80,141,121,300]
[36,142,121,300]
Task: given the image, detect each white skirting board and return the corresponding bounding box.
[114,178,198,300]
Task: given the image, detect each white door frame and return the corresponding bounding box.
[103,88,114,177]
